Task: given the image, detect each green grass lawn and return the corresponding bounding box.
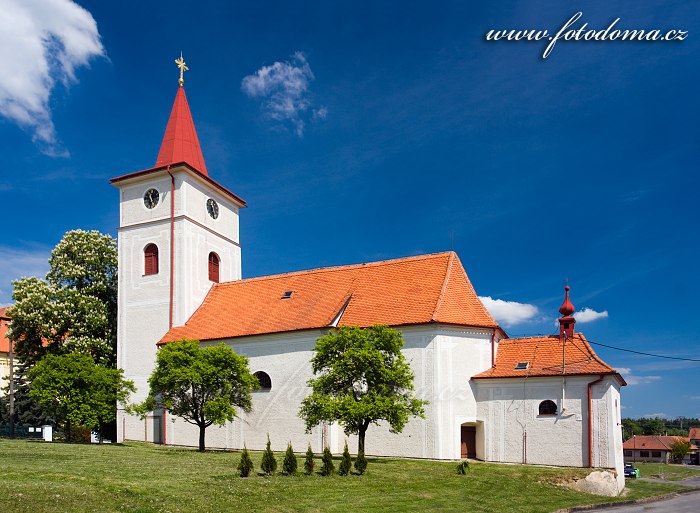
[0,440,686,513]
[632,462,700,481]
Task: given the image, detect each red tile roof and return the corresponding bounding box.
[0,307,11,353]
[689,427,700,440]
[155,86,208,175]
[472,333,625,384]
[622,435,692,451]
[160,251,498,344]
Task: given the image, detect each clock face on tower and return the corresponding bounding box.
[143,188,159,209]
[207,198,219,219]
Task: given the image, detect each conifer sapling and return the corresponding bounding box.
[321,446,335,476]
[238,446,254,477]
[354,451,368,475]
[304,444,315,475]
[339,440,352,476]
[283,442,298,476]
[261,434,277,475]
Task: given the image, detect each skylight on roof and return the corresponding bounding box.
[281,290,294,299]
[514,362,529,370]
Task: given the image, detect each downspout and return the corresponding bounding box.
[587,375,605,467]
[491,331,496,368]
[167,166,174,330]
[164,165,174,446]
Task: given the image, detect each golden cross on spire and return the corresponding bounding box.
[175,52,188,86]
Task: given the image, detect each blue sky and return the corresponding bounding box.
[1,0,698,419]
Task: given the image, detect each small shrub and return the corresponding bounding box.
[457,460,470,475]
[261,434,277,475]
[238,446,254,477]
[354,451,368,475]
[282,442,298,476]
[320,446,335,476]
[304,444,315,475]
[339,441,351,476]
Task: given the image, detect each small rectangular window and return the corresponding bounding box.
[281,290,293,299]
[652,451,661,458]
[624,450,632,457]
[640,451,649,458]
[514,362,529,370]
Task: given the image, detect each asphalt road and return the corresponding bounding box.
[597,492,700,513]
[593,476,700,513]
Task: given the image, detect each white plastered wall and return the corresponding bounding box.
[475,375,625,490]
[163,324,496,460]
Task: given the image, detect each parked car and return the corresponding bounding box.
[624,464,639,478]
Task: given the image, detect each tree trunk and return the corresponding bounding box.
[198,424,206,452]
[358,425,367,454]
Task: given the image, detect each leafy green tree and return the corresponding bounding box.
[320,446,335,476]
[338,441,351,476]
[261,434,278,475]
[135,340,257,452]
[643,417,667,436]
[299,325,427,454]
[354,451,368,475]
[304,444,315,475]
[28,353,134,441]
[9,230,118,369]
[283,442,298,476]
[670,439,691,463]
[238,446,254,477]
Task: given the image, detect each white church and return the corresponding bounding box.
[113,66,626,490]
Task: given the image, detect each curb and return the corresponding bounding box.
[552,487,700,513]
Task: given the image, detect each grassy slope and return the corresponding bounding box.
[0,440,685,513]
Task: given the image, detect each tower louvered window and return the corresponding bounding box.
[144,244,159,275]
[208,252,220,283]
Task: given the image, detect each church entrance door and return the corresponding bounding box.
[460,425,476,459]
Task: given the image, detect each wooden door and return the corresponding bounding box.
[461,426,476,458]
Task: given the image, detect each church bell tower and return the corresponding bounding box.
[111,55,246,443]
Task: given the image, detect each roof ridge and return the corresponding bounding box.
[214,251,454,287]
[432,251,455,321]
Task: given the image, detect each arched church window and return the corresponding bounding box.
[538,400,558,416]
[253,371,272,391]
[144,244,159,275]
[208,252,220,283]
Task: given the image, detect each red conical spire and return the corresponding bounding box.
[155,85,208,175]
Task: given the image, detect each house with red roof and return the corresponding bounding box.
[623,435,698,464]
[0,307,12,396]
[113,63,626,493]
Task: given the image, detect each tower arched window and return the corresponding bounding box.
[144,244,159,275]
[253,371,272,391]
[208,252,220,283]
[538,400,558,416]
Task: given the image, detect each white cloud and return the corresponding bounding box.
[574,307,609,323]
[479,296,538,327]
[616,367,662,386]
[0,245,51,305]
[0,0,104,155]
[241,52,325,137]
[641,413,668,419]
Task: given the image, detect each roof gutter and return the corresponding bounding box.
[587,375,605,467]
